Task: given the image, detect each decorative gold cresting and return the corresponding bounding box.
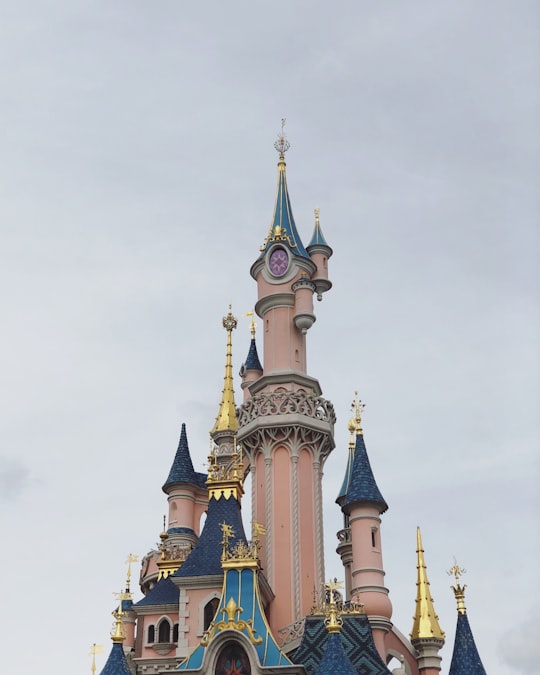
[156,517,191,580]
[211,306,239,435]
[206,441,245,500]
[311,578,364,616]
[351,391,366,435]
[411,527,445,641]
[89,644,103,675]
[448,559,468,614]
[219,522,261,569]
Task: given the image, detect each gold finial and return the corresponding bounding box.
[89,644,103,675]
[211,306,239,435]
[274,118,290,157]
[324,579,344,633]
[448,559,467,614]
[124,553,139,595]
[314,207,320,228]
[111,590,126,643]
[411,527,445,641]
[351,391,366,435]
[220,522,235,560]
[243,311,257,339]
[347,417,356,449]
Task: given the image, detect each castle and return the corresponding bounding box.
[95,129,487,675]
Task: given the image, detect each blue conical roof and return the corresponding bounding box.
[162,423,199,491]
[449,612,487,675]
[336,445,354,506]
[99,642,132,675]
[342,433,388,514]
[259,155,310,260]
[315,632,357,675]
[244,337,262,371]
[173,493,247,577]
[307,215,331,251]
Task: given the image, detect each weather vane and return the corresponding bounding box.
[274,117,290,156]
[351,391,366,434]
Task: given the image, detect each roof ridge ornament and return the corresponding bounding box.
[351,391,366,435]
[274,117,290,157]
[448,558,468,614]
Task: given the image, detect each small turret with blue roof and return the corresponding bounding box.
[98,593,133,675]
[307,207,333,301]
[337,395,388,515]
[448,563,487,675]
[161,422,207,552]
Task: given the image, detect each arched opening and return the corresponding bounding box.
[158,619,171,643]
[215,642,251,675]
[147,625,155,644]
[204,597,220,631]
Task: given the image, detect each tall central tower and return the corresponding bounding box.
[238,126,335,637]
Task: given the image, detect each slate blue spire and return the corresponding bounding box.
[338,400,388,514]
[243,314,262,371]
[99,642,132,675]
[307,207,332,250]
[448,564,487,675]
[258,123,310,260]
[162,423,200,491]
[449,613,487,675]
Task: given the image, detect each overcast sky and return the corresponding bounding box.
[0,2,539,674]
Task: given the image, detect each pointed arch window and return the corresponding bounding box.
[147,624,155,644]
[204,597,220,631]
[158,618,171,643]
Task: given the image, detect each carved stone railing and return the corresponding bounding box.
[277,619,305,647]
[238,391,336,426]
[336,528,352,544]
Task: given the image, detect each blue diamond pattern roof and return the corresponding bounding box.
[174,493,247,578]
[244,338,262,371]
[342,433,388,514]
[315,632,357,675]
[163,423,200,491]
[135,576,179,607]
[449,612,487,675]
[99,642,132,675]
[292,614,392,674]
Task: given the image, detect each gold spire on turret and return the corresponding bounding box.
[411,527,445,640]
[211,306,239,435]
[89,644,103,675]
[347,416,356,449]
[351,391,365,435]
[274,117,290,159]
[111,590,126,643]
[448,559,468,614]
[124,553,138,597]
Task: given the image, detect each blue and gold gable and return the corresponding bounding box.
[177,530,294,672]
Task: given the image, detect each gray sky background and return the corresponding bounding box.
[0,2,538,674]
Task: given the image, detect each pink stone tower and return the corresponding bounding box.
[238,123,335,636]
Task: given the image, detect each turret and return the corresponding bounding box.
[239,312,263,402]
[410,528,445,673]
[447,562,487,675]
[338,394,391,660]
[307,207,333,301]
[99,591,133,675]
[238,127,335,637]
[161,423,207,552]
[119,554,138,654]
